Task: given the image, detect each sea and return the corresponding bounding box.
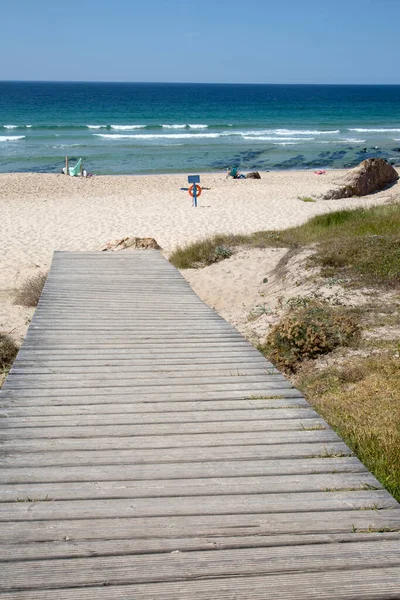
[1,81,400,175]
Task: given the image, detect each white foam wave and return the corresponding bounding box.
[339,138,366,144]
[0,135,25,142]
[26,125,32,128]
[162,124,187,129]
[274,142,299,146]
[110,125,146,130]
[239,129,339,137]
[87,125,106,129]
[349,128,400,133]
[95,133,220,140]
[188,124,208,129]
[4,125,18,129]
[242,136,313,142]
[273,129,340,136]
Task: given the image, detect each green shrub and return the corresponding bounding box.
[0,334,18,371]
[259,303,360,372]
[14,272,47,307]
[170,237,234,268]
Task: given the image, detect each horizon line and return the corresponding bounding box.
[1,80,400,86]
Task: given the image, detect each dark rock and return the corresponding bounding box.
[246,171,261,179]
[323,158,399,199]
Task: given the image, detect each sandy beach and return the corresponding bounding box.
[1,169,399,343]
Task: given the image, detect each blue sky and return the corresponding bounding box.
[1,0,399,84]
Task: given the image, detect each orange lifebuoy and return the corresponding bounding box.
[188,184,202,198]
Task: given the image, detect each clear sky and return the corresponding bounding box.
[2,0,399,84]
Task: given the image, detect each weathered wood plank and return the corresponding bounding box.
[0,429,339,452]
[0,472,381,502]
[2,568,399,599]
[0,457,369,485]
[1,510,400,544]
[1,532,399,563]
[2,541,400,592]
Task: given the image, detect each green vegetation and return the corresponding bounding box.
[14,272,47,307]
[170,203,400,286]
[297,352,400,502]
[0,333,19,387]
[300,196,316,202]
[259,302,360,372]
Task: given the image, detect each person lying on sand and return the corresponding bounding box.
[226,166,246,179]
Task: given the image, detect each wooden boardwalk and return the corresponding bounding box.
[1,250,400,599]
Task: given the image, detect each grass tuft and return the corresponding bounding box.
[0,334,19,387]
[0,334,18,371]
[14,272,47,307]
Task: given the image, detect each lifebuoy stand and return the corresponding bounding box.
[188,175,201,207]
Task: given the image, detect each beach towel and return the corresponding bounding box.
[69,158,82,177]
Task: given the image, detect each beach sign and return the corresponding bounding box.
[188,175,201,207]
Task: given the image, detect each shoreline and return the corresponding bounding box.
[0,166,354,177]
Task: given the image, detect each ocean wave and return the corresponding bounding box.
[95,133,220,140]
[161,124,208,129]
[273,129,340,136]
[4,125,18,129]
[339,138,366,144]
[162,124,187,129]
[349,128,400,133]
[87,125,107,129]
[110,125,146,130]
[243,136,314,142]
[0,135,25,142]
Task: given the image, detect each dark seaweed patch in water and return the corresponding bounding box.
[273,155,306,169]
[329,150,347,160]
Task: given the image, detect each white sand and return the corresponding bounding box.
[1,169,399,342]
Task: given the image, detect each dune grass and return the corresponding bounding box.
[170,203,400,287]
[296,351,400,502]
[0,333,19,387]
[14,272,47,307]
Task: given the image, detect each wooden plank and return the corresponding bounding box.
[1,532,399,563]
[2,567,399,599]
[2,407,317,428]
[1,490,395,521]
[2,541,400,592]
[1,441,353,468]
[0,472,382,502]
[1,510,399,544]
[2,398,305,416]
[0,457,369,485]
[0,429,339,452]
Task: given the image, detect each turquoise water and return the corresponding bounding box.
[1,82,400,174]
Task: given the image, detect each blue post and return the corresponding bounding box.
[188,175,200,208]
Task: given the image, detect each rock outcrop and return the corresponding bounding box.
[246,171,261,179]
[323,158,398,200]
[101,237,161,251]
